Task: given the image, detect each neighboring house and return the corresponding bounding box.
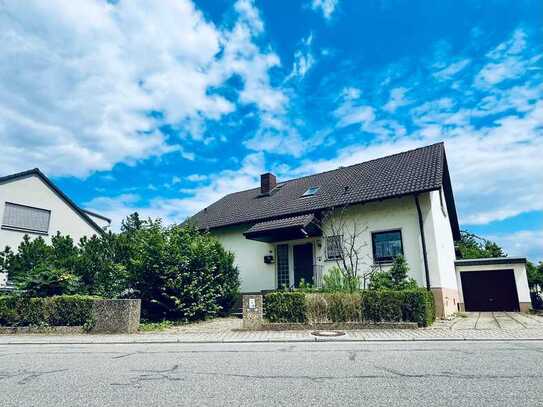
[190,143,531,317]
[0,168,110,253]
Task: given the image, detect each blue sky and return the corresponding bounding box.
[1,0,542,260]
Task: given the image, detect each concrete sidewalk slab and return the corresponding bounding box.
[1,327,543,345]
[2,313,543,345]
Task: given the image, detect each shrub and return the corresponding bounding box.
[16,264,81,297]
[322,266,360,293]
[400,288,436,327]
[327,292,362,322]
[361,289,434,325]
[125,222,240,321]
[305,293,329,323]
[264,292,306,323]
[369,256,418,290]
[0,295,97,327]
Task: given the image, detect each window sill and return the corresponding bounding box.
[1,225,49,236]
[373,260,394,266]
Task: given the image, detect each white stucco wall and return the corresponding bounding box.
[0,174,102,251]
[455,263,531,304]
[319,196,427,286]
[419,190,458,290]
[211,224,275,292]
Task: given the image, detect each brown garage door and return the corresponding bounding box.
[460,269,519,311]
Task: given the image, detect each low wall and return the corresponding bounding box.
[91,299,141,334]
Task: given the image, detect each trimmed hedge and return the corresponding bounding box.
[0,295,98,327]
[264,292,306,323]
[264,288,436,327]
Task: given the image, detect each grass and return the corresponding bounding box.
[139,320,174,332]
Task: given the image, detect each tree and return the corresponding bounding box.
[457,231,506,259]
[527,261,543,292]
[319,206,375,291]
[369,255,418,290]
[121,212,144,233]
[7,235,52,280]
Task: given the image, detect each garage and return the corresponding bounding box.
[455,257,532,313]
[460,269,519,311]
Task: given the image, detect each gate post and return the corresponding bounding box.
[242,294,263,330]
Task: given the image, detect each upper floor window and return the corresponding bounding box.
[2,202,51,235]
[326,235,343,260]
[372,230,403,263]
[302,186,319,197]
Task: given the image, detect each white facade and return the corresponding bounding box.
[211,191,457,296]
[0,172,107,251]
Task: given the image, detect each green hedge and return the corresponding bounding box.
[264,288,436,327]
[264,292,306,323]
[0,295,98,327]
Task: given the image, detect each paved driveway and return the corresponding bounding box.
[430,312,543,330]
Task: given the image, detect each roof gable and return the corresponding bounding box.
[190,143,460,239]
[0,168,106,235]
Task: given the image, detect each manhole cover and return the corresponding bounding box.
[311,330,346,337]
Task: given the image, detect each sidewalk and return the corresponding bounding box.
[2,314,543,344]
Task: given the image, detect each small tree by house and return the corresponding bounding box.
[369,255,418,290]
[319,206,377,291]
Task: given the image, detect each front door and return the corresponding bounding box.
[293,243,313,286]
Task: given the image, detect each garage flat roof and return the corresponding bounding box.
[455,257,527,266]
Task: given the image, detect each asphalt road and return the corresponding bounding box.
[1,341,542,406]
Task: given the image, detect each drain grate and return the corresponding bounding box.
[311,330,346,337]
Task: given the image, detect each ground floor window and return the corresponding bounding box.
[276,244,289,288]
[372,229,403,263]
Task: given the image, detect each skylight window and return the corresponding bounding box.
[302,186,320,197]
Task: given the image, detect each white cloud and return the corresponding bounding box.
[489,230,543,262]
[384,87,411,112]
[0,0,283,177]
[311,0,339,20]
[287,34,315,80]
[434,59,470,80]
[341,87,362,100]
[475,29,532,87]
[87,153,265,229]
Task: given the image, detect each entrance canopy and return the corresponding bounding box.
[243,213,321,243]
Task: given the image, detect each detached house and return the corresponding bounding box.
[0,168,110,251]
[190,143,531,317]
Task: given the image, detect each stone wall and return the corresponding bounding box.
[91,299,141,334]
[242,295,263,329]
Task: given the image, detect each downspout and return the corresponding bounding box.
[414,194,431,291]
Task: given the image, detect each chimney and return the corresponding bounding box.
[260,173,277,194]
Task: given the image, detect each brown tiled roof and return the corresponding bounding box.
[190,142,460,239]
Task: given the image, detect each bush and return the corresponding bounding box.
[269,289,435,327]
[0,295,97,327]
[305,293,362,323]
[369,256,418,290]
[264,292,306,323]
[401,289,436,326]
[327,292,362,322]
[305,293,329,323]
[125,222,240,321]
[322,266,360,293]
[15,263,81,297]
